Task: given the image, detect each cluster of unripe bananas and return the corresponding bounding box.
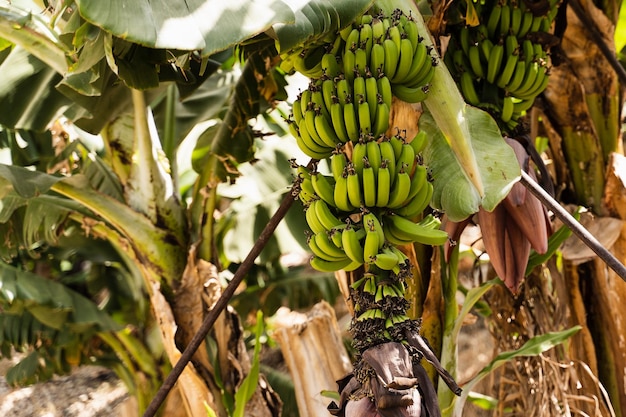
[284,9,438,160]
[281,8,450,348]
[444,0,560,130]
[295,132,448,275]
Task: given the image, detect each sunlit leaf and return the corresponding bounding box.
[421,106,520,222]
[75,0,297,56]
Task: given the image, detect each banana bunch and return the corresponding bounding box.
[444,0,560,131]
[340,10,437,103]
[293,131,448,274]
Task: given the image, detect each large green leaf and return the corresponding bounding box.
[0,3,70,74]
[75,0,297,56]
[0,262,119,330]
[273,0,374,52]
[421,106,520,222]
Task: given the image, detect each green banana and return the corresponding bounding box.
[393,38,415,83]
[305,201,327,234]
[358,96,372,135]
[393,180,432,218]
[359,22,374,57]
[343,97,360,141]
[377,74,393,107]
[497,51,519,89]
[391,84,429,103]
[366,138,382,175]
[333,172,356,212]
[314,112,341,147]
[505,60,526,92]
[382,38,399,78]
[460,71,481,105]
[311,172,336,208]
[501,95,514,123]
[372,101,390,136]
[346,164,362,208]
[314,231,347,259]
[376,162,391,207]
[310,256,357,272]
[312,198,343,231]
[486,43,504,84]
[378,139,397,178]
[342,223,365,264]
[331,149,348,180]
[387,168,411,208]
[362,162,377,207]
[468,45,485,79]
[330,99,350,144]
[395,142,416,176]
[385,213,449,246]
[486,4,502,38]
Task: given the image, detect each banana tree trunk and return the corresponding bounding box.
[538,0,626,413]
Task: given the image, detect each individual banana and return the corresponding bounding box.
[295,125,333,159]
[505,60,526,92]
[343,96,360,141]
[363,218,382,262]
[312,198,343,231]
[314,231,347,260]
[376,162,392,207]
[391,84,429,103]
[372,16,387,44]
[376,73,393,107]
[510,6,522,36]
[358,96,372,135]
[314,111,342,147]
[408,130,428,154]
[346,164,363,208]
[359,21,374,57]
[343,48,357,84]
[305,201,327,234]
[392,38,415,83]
[459,71,481,105]
[496,50,519,89]
[311,171,336,208]
[389,132,405,159]
[362,162,377,207]
[355,47,368,77]
[321,53,341,78]
[308,233,345,261]
[384,213,449,246]
[378,139,397,178]
[501,95,514,123]
[499,4,511,38]
[486,43,503,84]
[372,248,401,270]
[321,77,336,114]
[336,77,351,105]
[330,99,350,144]
[382,37,399,79]
[468,45,485,79]
[365,71,380,118]
[395,142,416,176]
[387,167,411,208]
[486,4,502,39]
[393,181,433,219]
[342,223,365,264]
[352,139,368,176]
[333,172,356,212]
[331,149,348,180]
[372,100,390,136]
[366,138,382,175]
[310,255,358,272]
